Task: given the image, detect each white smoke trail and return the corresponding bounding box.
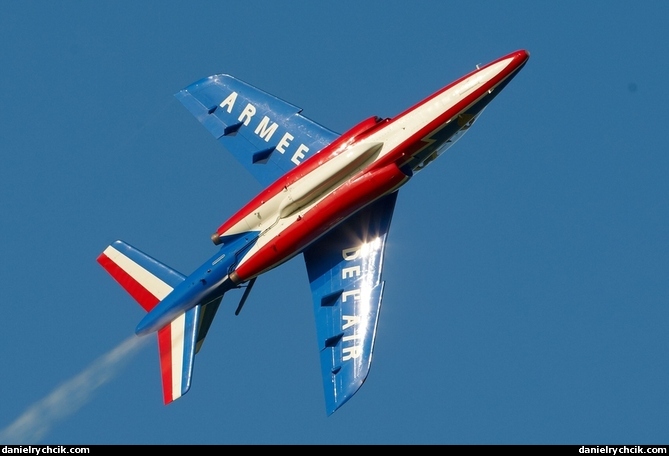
[0,335,148,444]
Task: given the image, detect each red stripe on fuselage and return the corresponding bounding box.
[222,50,530,281]
[215,116,387,236]
[395,50,528,123]
[216,51,527,238]
[369,50,529,172]
[234,162,409,281]
[96,253,160,312]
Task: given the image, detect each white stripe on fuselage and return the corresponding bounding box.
[102,246,173,300]
[364,57,513,160]
[227,57,515,273]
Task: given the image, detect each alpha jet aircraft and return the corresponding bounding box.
[97,50,529,414]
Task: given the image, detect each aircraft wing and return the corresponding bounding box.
[303,191,398,415]
[175,74,339,187]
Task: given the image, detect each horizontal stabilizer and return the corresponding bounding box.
[97,240,185,312]
[97,240,202,404]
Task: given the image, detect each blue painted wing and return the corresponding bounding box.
[303,191,398,415]
[175,74,339,187]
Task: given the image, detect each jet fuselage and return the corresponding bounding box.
[135,50,529,336]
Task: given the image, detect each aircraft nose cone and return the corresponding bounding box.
[499,49,530,77]
[513,49,530,64]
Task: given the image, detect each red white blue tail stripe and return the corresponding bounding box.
[97,240,199,403]
[157,305,200,403]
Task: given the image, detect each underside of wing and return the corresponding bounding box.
[195,296,223,354]
[303,191,398,415]
[175,74,339,187]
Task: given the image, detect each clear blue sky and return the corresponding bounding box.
[1,1,667,444]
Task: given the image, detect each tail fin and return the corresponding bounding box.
[158,305,200,403]
[97,240,199,404]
